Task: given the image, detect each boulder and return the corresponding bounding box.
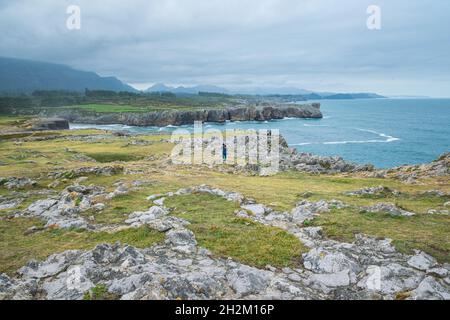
[363,203,415,217]
[241,204,267,216]
[344,186,400,197]
[3,177,37,190]
[357,263,424,295]
[303,247,359,274]
[165,228,197,253]
[125,206,168,227]
[226,265,270,296]
[26,118,69,131]
[291,200,345,223]
[407,251,437,271]
[411,276,450,300]
[0,198,24,210]
[309,270,351,289]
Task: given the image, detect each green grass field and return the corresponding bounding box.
[0,123,449,274]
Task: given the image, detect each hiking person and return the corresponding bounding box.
[222,143,227,161]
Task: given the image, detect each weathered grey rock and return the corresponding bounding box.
[287,273,302,282]
[411,276,450,300]
[4,183,450,300]
[27,199,58,216]
[382,152,449,182]
[235,210,250,219]
[427,209,449,215]
[125,206,168,227]
[19,250,82,279]
[344,186,400,197]
[407,251,437,271]
[421,190,448,198]
[3,177,37,190]
[3,232,449,301]
[146,216,189,232]
[302,227,323,239]
[357,263,424,295]
[303,248,360,274]
[309,270,351,289]
[0,273,13,295]
[22,184,107,229]
[226,265,270,296]
[153,197,165,206]
[241,204,267,216]
[49,166,123,179]
[281,152,374,174]
[107,182,131,199]
[165,228,197,253]
[291,206,316,224]
[0,198,24,210]
[147,194,163,200]
[93,203,105,212]
[363,203,415,217]
[180,185,245,204]
[427,268,448,278]
[291,199,345,224]
[108,273,152,296]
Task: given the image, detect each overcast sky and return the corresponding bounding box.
[1,0,449,96]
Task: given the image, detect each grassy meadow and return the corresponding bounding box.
[0,119,449,273]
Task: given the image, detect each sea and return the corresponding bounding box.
[70,98,450,168]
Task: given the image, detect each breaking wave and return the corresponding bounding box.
[291,128,400,146]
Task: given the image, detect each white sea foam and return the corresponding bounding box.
[291,128,400,146]
[355,128,400,142]
[323,139,386,145]
[291,142,313,146]
[303,124,328,127]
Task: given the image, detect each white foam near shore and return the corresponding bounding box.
[70,123,116,130]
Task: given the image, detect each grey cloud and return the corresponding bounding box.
[0,0,449,96]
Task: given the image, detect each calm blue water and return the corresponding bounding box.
[71,98,450,168]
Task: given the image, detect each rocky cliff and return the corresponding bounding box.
[23,118,69,131]
[46,103,322,126]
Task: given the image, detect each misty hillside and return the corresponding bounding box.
[0,57,136,93]
[146,83,385,99]
[146,83,229,94]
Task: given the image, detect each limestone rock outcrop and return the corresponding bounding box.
[48,104,322,127]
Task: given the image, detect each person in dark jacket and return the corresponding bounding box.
[222,143,227,161]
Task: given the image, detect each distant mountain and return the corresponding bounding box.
[227,86,313,95]
[145,83,384,99]
[146,84,229,94]
[0,57,137,93]
[146,84,314,95]
[147,83,174,92]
